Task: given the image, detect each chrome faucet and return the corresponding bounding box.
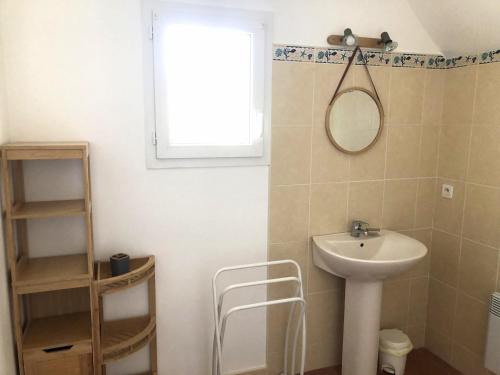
[350,220,380,238]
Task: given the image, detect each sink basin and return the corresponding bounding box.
[312,230,427,281]
[312,230,428,375]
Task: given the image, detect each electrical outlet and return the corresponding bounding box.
[441,184,454,199]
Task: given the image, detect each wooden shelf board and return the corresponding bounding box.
[23,312,92,351]
[15,254,90,294]
[97,256,155,295]
[2,142,88,160]
[11,199,86,219]
[102,316,155,362]
[2,142,89,149]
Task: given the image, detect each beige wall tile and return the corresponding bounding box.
[416,179,436,228]
[433,179,465,235]
[271,127,312,185]
[422,69,445,126]
[381,279,410,330]
[308,242,344,293]
[265,350,285,375]
[349,127,387,181]
[407,324,426,349]
[347,181,384,228]
[438,126,471,180]
[386,126,422,178]
[430,230,460,287]
[427,278,457,336]
[268,242,308,299]
[270,185,309,243]
[272,61,314,126]
[419,126,439,177]
[498,265,500,292]
[311,127,350,183]
[399,229,432,279]
[382,179,418,230]
[463,183,500,247]
[306,290,344,345]
[442,66,477,126]
[453,293,488,356]
[409,277,429,327]
[310,183,348,235]
[451,343,491,375]
[353,65,391,112]
[473,63,500,126]
[388,68,425,125]
[267,303,291,355]
[467,125,500,186]
[426,327,453,363]
[458,239,499,302]
[305,340,342,371]
[313,63,353,126]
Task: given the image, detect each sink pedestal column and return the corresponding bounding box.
[342,279,382,375]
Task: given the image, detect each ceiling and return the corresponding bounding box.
[406,0,500,56]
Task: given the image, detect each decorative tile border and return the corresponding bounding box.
[272,44,500,69]
[479,49,500,64]
[273,45,314,62]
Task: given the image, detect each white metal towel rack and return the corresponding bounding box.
[212,260,307,375]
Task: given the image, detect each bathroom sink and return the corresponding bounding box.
[312,230,427,375]
[312,230,427,281]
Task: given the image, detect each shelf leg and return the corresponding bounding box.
[91,284,101,375]
[148,274,157,373]
[11,292,24,375]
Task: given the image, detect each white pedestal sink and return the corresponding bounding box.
[312,230,427,375]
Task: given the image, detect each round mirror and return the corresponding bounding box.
[326,88,384,154]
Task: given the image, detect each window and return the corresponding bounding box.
[143,2,272,168]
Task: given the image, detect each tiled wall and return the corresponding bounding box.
[265,49,441,372]
[427,60,500,375]
[241,45,500,375]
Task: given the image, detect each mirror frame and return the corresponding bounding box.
[325,87,384,155]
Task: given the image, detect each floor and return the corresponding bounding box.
[305,349,462,375]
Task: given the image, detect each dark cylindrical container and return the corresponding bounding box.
[110,253,130,277]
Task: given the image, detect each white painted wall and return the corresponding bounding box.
[0,0,440,374]
[407,0,500,56]
[0,15,15,375]
[159,0,440,53]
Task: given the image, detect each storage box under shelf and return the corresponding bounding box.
[23,312,92,352]
[21,302,93,375]
[15,254,90,294]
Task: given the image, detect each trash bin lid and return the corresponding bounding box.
[379,329,412,351]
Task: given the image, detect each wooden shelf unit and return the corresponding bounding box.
[94,256,157,375]
[1,142,96,375]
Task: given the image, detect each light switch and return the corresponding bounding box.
[441,184,454,199]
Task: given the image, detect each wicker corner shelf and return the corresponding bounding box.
[93,256,157,375]
[101,315,156,363]
[96,256,155,295]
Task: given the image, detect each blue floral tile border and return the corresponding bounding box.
[478,49,500,64]
[273,44,500,69]
[273,45,315,62]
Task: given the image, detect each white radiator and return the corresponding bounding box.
[486,292,500,374]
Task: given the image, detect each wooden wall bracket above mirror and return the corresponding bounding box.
[325,46,384,154]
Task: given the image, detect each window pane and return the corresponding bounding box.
[162,23,253,146]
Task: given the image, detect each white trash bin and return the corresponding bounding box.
[379,329,413,375]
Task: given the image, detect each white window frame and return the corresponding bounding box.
[142,1,273,168]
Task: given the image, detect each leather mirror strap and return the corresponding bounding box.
[329,46,383,106]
